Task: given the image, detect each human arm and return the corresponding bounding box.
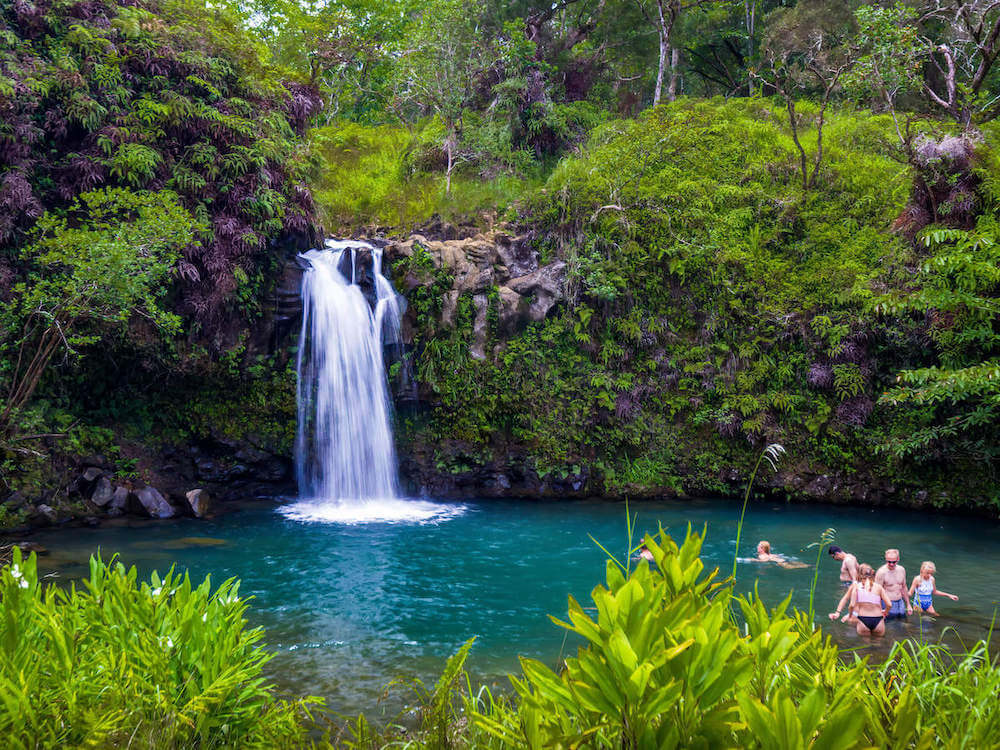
[829,586,853,620]
[933,578,959,601]
[902,568,912,613]
[908,576,919,597]
[880,586,892,614]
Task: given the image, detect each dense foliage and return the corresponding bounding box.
[0,0,317,327]
[0,549,317,747]
[4,0,1000,513]
[396,99,1000,509]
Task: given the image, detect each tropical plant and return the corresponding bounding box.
[0,549,318,748]
[0,189,201,436]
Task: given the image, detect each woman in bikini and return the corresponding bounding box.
[840,563,892,636]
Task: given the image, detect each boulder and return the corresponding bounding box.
[506,262,567,322]
[497,286,528,332]
[131,486,176,519]
[82,466,103,482]
[33,504,59,524]
[108,486,128,516]
[185,489,212,518]
[90,477,114,507]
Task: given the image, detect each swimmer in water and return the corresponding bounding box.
[755,541,808,569]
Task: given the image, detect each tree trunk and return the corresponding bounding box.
[444,132,454,195]
[654,35,667,105]
[666,45,680,101]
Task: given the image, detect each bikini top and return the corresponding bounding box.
[856,584,882,605]
[917,578,934,595]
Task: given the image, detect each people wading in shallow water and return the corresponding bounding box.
[828,545,859,584]
[876,549,912,619]
[833,564,891,636]
[909,561,958,615]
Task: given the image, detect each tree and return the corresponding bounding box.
[919,0,1000,126]
[634,0,721,106]
[754,3,858,190]
[845,2,922,144]
[0,189,202,436]
[392,0,498,193]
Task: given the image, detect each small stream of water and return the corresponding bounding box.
[26,498,1000,718]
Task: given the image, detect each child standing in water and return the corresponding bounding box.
[908,561,958,615]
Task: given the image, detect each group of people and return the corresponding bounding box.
[827,546,958,636]
[640,540,958,639]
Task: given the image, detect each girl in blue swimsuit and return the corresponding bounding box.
[908,561,958,616]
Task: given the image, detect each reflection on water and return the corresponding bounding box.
[16,497,1000,717]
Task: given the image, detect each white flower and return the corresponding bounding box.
[763,443,786,471]
[201,613,207,623]
[160,636,174,649]
[150,587,162,597]
[10,564,22,579]
[18,579,28,590]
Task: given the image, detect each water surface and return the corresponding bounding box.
[24,497,1000,717]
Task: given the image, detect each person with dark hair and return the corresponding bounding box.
[828,545,859,585]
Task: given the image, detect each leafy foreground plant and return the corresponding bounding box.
[0,549,319,749]
[343,527,1000,749]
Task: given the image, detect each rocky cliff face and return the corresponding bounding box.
[384,231,566,358]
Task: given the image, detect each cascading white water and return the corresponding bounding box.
[294,240,400,501]
[280,239,463,525]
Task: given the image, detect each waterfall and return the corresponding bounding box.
[294,240,400,501]
[280,239,462,525]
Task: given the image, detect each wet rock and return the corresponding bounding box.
[32,504,59,524]
[196,458,224,482]
[506,262,566,322]
[470,293,489,360]
[185,489,212,518]
[440,290,461,328]
[108,486,128,516]
[90,477,114,507]
[82,516,101,528]
[8,541,48,556]
[804,475,832,499]
[496,286,526,332]
[131,486,176,519]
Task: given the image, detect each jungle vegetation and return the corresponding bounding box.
[1,0,1000,515]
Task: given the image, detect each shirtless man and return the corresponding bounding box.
[828,545,859,584]
[875,548,912,619]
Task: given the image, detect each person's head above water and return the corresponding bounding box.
[828,545,845,560]
[858,563,875,579]
[757,541,771,554]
